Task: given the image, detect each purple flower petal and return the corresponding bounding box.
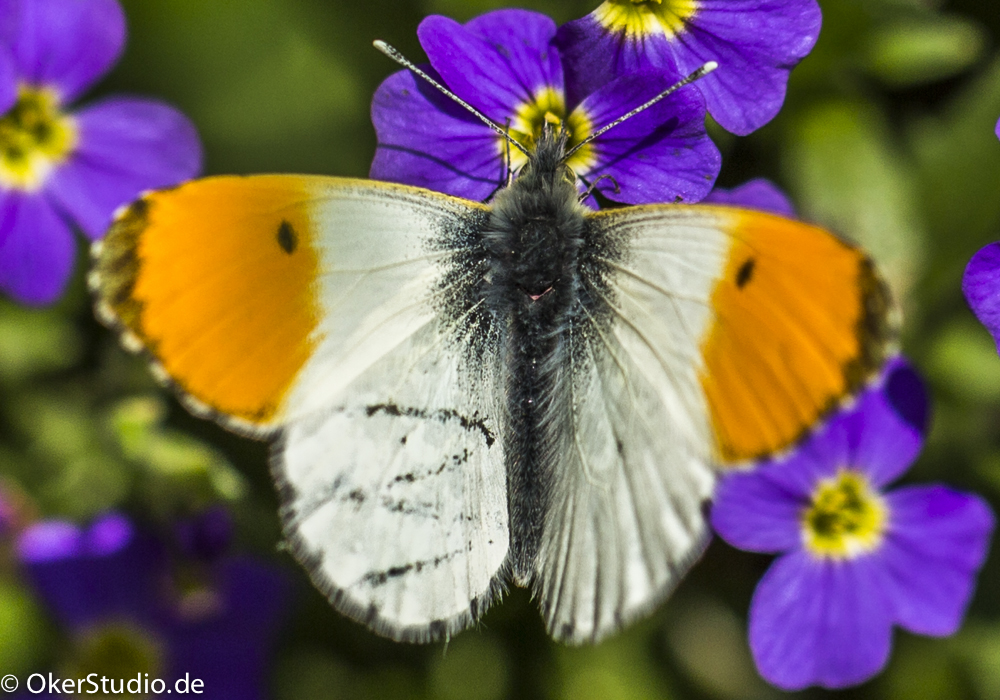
[963,242,1000,350]
[576,70,719,204]
[664,1,822,135]
[175,505,234,562]
[846,370,924,488]
[86,511,134,556]
[711,468,803,553]
[557,0,822,135]
[995,117,999,140]
[370,67,504,201]
[464,10,565,100]
[7,0,126,103]
[710,361,924,554]
[17,520,83,561]
[20,518,164,628]
[753,364,923,493]
[882,356,930,436]
[18,512,291,698]
[0,45,17,114]
[556,13,679,110]
[418,11,562,124]
[704,178,796,217]
[750,414,851,498]
[164,558,292,700]
[47,96,202,239]
[749,551,893,690]
[0,190,75,305]
[879,486,994,636]
[0,0,19,43]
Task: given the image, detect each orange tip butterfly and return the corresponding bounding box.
[90,44,894,644]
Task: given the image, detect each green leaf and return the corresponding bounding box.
[554,626,674,700]
[910,57,1000,254]
[0,301,82,384]
[0,581,50,677]
[864,16,987,87]
[784,100,925,304]
[429,634,510,700]
[664,596,778,700]
[926,319,1000,403]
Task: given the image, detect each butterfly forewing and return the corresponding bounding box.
[92,175,510,641]
[586,204,893,466]
[271,181,511,640]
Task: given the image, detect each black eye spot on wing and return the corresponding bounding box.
[277,220,297,254]
[736,258,755,288]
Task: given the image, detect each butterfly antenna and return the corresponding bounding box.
[503,118,515,186]
[374,40,530,158]
[562,61,718,162]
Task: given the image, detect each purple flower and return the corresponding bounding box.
[0,0,201,305]
[370,9,720,207]
[963,243,1000,353]
[964,120,1000,343]
[174,505,234,562]
[995,117,999,140]
[16,512,290,700]
[555,0,822,135]
[703,177,796,218]
[711,358,994,690]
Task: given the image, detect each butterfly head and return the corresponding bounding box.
[510,122,579,193]
[484,122,588,311]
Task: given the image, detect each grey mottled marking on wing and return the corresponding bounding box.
[274,322,508,642]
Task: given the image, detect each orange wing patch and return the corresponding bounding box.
[92,176,323,430]
[700,209,894,464]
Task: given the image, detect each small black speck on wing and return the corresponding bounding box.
[277,220,298,254]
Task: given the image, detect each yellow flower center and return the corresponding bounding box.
[504,87,594,176]
[595,0,700,38]
[802,470,886,559]
[0,85,77,191]
[62,621,164,697]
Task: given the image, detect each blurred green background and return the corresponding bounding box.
[3,0,1000,698]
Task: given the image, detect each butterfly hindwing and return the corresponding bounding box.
[274,319,508,641]
[533,207,722,643]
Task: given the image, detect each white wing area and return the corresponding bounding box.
[285,182,476,419]
[272,182,508,641]
[536,207,730,643]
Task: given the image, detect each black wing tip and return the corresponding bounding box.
[90,191,279,442]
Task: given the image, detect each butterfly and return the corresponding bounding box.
[89,48,894,645]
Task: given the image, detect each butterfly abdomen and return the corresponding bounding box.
[479,152,595,583]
